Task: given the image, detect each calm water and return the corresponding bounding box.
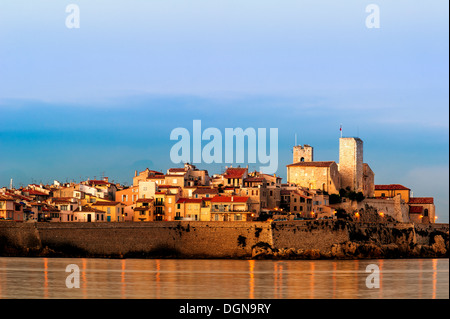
[0,257,447,299]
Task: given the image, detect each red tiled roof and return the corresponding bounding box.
[409,197,434,204]
[22,189,49,196]
[375,184,410,191]
[223,167,247,179]
[211,196,249,203]
[409,206,423,214]
[91,201,122,206]
[0,195,14,201]
[136,198,154,203]
[193,188,219,194]
[76,205,104,213]
[168,168,186,173]
[287,161,335,167]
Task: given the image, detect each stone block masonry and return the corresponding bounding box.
[0,220,448,259]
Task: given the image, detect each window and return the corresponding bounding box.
[107,207,111,214]
[168,207,172,213]
[173,179,178,184]
[424,209,429,217]
[168,198,172,203]
[293,206,297,211]
[61,205,68,211]
[381,193,385,197]
[235,214,242,221]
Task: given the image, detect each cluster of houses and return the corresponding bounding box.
[0,138,438,224]
[0,164,328,223]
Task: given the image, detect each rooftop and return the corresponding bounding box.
[287,161,335,168]
[375,184,410,191]
[223,167,247,179]
[409,197,434,204]
[211,195,249,203]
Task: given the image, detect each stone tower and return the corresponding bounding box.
[338,137,363,192]
[293,144,314,163]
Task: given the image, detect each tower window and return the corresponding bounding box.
[301,157,305,162]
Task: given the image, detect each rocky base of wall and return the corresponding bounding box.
[251,235,449,260]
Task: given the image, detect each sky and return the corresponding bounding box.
[0,1,448,222]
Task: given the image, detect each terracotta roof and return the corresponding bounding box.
[76,205,105,213]
[91,201,122,206]
[0,195,14,201]
[193,188,219,194]
[224,167,247,179]
[168,168,186,173]
[409,206,423,214]
[375,184,410,191]
[136,198,154,203]
[133,207,150,211]
[211,196,249,203]
[22,189,49,196]
[287,161,335,167]
[409,197,434,204]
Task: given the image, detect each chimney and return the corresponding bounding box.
[103,177,109,182]
[135,170,138,177]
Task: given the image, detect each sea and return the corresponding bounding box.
[0,257,447,299]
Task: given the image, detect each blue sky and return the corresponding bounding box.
[0,1,448,222]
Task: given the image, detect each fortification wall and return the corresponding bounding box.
[0,220,447,259]
[271,220,349,252]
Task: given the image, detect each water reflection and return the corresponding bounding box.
[0,258,447,299]
[248,260,254,299]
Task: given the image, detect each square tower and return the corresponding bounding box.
[338,137,363,192]
[293,144,313,163]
